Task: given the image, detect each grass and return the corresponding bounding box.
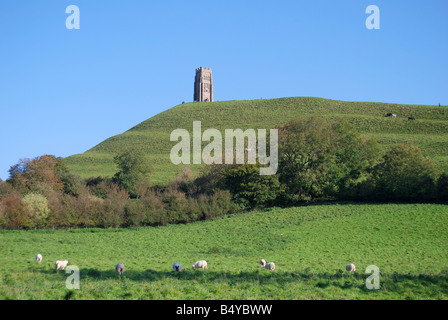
[64,97,448,183]
[1,203,447,300]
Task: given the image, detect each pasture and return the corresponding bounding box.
[1,203,447,300]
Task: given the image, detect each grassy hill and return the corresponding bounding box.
[1,203,447,299]
[65,97,448,183]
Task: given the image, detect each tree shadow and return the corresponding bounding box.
[35,267,448,296]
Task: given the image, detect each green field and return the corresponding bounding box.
[1,203,447,300]
[64,97,448,184]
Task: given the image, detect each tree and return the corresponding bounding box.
[112,150,151,197]
[277,117,379,202]
[369,144,436,201]
[436,173,448,203]
[8,155,68,194]
[225,164,283,209]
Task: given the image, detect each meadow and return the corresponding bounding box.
[1,203,447,300]
[64,97,448,183]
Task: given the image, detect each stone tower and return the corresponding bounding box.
[194,67,213,102]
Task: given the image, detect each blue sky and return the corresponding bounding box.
[0,0,447,180]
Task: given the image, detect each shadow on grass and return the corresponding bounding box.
[36,268,448,295]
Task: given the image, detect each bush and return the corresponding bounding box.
[113,150,151,197]
[277,117,379,202]
[140,190,167,226]
[368,144,436,201]
[61,173,84,196]
[100,185,129,228]
[22,193,50,227]
[0,201,6,227]
[0,180,15,200]
[225,164,283,209]
[2,197,33,229]
[86,176,116,199]
[436,173,448,203]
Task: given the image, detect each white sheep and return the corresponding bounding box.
[192,260,207,270]
[260,259,266,267]
[55,260,68,270]
[116,263,125,275]
[346,263,356,272]
[35,254,42,264]
[173,263,182,272]
[264,262,275,271]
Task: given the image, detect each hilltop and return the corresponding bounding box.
[65,97,448,183]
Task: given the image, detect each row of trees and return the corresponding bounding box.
[196,117,448,208]
[1,117,447,229]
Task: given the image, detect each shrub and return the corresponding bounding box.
[436,173,448,203]
[140,190,167,226]
[2,197,33,229]
[0,202,6,227]
[113,150,151,197]
[368,144,436,201]
[277,117,380,203]
[100,185,129,228]
[162,188,190,224]
[86,176,116,199]
[61,172,84,196]
[225,164,283,209]
[22,193,50,227]
[0,180,15,200]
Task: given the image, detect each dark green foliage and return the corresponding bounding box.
[225,164,283,209]
[61,172,84,196]
[277,117,380,202]
[85,176,115,199]
[112,150,152,197]
[436,173,448,203]
[367,144,436,201]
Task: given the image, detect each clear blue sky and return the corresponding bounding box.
[0,0,447,180]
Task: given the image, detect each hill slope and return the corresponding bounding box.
[65,97,448,183]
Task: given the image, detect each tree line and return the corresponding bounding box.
[1,117,447,229]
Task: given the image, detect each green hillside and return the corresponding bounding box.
[65,97,448,183]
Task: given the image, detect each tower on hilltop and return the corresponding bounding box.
[194,67,213,102]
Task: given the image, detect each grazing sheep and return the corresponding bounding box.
[55,260,69,271]
[346,263,356,272]
[173,263,182,272]
[35,254,42,264]
[264,262,275,271]
[192,260,208,270]
[408,117,415,120]
[115,263,125,275]
[260,259,266,267]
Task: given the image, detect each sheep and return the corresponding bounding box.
[192,260,207,270]
[173,263,182,272]
[260,259,266,267]
[55,260,68,271]
[264,262,275,271]
[346,263,356,272]
[35,254,42,264]
[115,263,125,275]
